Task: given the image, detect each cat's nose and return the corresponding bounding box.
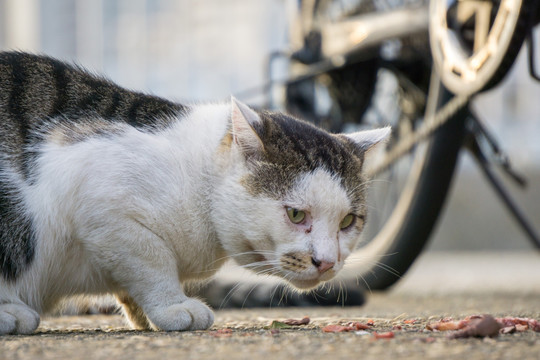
[311,257,335,273]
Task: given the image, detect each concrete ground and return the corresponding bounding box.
[1,252,539,360]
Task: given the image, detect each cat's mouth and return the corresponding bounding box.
[278,252,339,290]
[238,248,340,289]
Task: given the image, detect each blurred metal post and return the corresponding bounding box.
[75,0,104,71]
[3,0,40,51]
[116,0,147,89]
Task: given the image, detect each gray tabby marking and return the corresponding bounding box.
[0,52,185,281]
[242,111,367,213]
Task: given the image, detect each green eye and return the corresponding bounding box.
[340,214,356,230]
[286,207,306,224]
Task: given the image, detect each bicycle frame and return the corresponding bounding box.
[280,0,540,289]
[294,5,429,61]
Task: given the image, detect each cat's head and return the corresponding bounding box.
[213,98,389,290]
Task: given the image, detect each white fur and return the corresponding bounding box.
[0,101,386,334]
[345,127,391,151]
[214,166,363,289]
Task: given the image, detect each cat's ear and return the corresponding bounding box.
[343,127,391,152]
[230,97,265,159]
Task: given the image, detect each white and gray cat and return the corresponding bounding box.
[0,52,389,334]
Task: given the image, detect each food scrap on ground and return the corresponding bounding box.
[426,317,467,331]
[447,315,501,339]
[210,328,233,338]
[426,315,540,339]
[270,316,310,329]
[282,317,310,326]
[497,316,540,333]
[260,314,539,341]
[349,321,370,330]
[373,331,395,339]
[322,324,356,333]
[322,322,372,333]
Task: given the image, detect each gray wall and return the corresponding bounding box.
[0,0,287,104]
[1,0,538,251]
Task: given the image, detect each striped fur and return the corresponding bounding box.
[0,52,185,281]
[0,52,389,334]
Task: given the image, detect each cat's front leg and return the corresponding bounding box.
[110,252,214,331]
[129,283,214,331]
[115,293,153,330]
[116,292,213,331]
[0,303,40,335]
[145,297,214,331]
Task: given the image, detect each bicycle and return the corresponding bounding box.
[277,0,540,290]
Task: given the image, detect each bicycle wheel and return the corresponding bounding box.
[287,1,467,290]
[342,78,467,290]
[430,0,532,95]
[285,61,466,290]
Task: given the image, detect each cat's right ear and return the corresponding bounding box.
[230,97,265,160]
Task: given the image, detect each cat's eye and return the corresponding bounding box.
[339,214,356,230]
[286,207,306,224]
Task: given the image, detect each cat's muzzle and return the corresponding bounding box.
[280,252,339,289]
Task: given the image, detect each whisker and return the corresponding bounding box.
[311,288,322,304]
[253,268,282,278]
[338,280,345,306]
[213,250,280,262]
[277,281,289,306]
[355,274,373,295]
[269,281,283,308]
[345,260,401,279]
[219,281,247,309]
[347,255,402,278]
[240,283,262,309]
[371,262,402,278]
[241,260,282,269]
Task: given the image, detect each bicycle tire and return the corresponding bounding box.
[345,84,467,290]
[285,0,468,291]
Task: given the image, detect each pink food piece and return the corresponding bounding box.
[373,331,395,339]
[500,326,516,334]
[282,317,310,326]
[496,317,540,332]
[347,322,370,330]
[210,328,233,338]
[426,319,467,331]
[322,324,356,333]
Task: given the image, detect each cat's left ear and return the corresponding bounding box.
[230,97,265,160]
[343,127,391,152]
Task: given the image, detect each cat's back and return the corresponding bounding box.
[0,51,185,130]
[0,51,191,177]
[0,52,187,282]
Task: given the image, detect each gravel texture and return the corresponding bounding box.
[1,292,538,360]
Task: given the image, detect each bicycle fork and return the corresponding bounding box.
[464,111,540,249]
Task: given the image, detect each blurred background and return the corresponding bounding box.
[0,0,538,288]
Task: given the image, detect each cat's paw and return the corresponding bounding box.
[0,303,40,335]
[149,298,214,331]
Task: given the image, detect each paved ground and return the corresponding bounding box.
[1,252,539,360]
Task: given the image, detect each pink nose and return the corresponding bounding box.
[311,257,335,273]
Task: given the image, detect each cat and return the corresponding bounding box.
[0,52,389,334]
